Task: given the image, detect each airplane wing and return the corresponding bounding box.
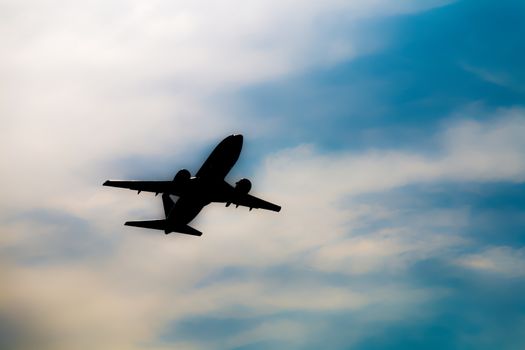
[103,180,173,194]
[231,193,281,212]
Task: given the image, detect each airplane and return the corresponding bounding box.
[103,134,281,236]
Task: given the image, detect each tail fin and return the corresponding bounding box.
[162,193,175,218]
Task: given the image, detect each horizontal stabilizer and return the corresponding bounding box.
[124,220,202,236]
[125,219,166,231]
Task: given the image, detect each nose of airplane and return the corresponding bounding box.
[231,134,242,144]
[230,134,243,146]
[217,134,243,153]
[219,134,243,153]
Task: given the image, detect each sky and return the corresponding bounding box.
[1,0,525,349]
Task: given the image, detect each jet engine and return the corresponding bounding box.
[174,169,191,183]
[235,178,252,194]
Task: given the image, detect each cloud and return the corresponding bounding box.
[1,262,170,350]
[456,246,525,277]
[0,0,449,217]
[461,63,512,88]
[263,107,525,201]
[3,107,525,348]
[0,0,447,88]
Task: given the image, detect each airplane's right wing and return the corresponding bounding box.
[231,193,281,212]
[103,180,173,194]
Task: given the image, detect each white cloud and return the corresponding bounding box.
[311,227,465,275]
[0,0,446,88]
[461,63,511,88]
[0,0,447,215]
[456,246,525,277]
[460,63,525,93]
[262,107,525,201]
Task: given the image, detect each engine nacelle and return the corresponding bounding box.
[174,169,191,183]
[235,178,252,194]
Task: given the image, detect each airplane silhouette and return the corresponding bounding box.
[103,134,281,236]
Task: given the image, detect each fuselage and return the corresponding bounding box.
[196,134,243,179]
[166,134,243,228]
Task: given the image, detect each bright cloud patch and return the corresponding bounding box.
[456,246,525,277]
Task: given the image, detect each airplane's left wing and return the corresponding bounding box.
[103,180,172,194]
[231,193,281,212]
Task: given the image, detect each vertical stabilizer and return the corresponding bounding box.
[162,193,175,218]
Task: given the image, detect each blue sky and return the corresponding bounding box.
[1,0,525,349]
[237,0,525,150]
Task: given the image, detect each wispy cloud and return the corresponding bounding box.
[456,246,525,277]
